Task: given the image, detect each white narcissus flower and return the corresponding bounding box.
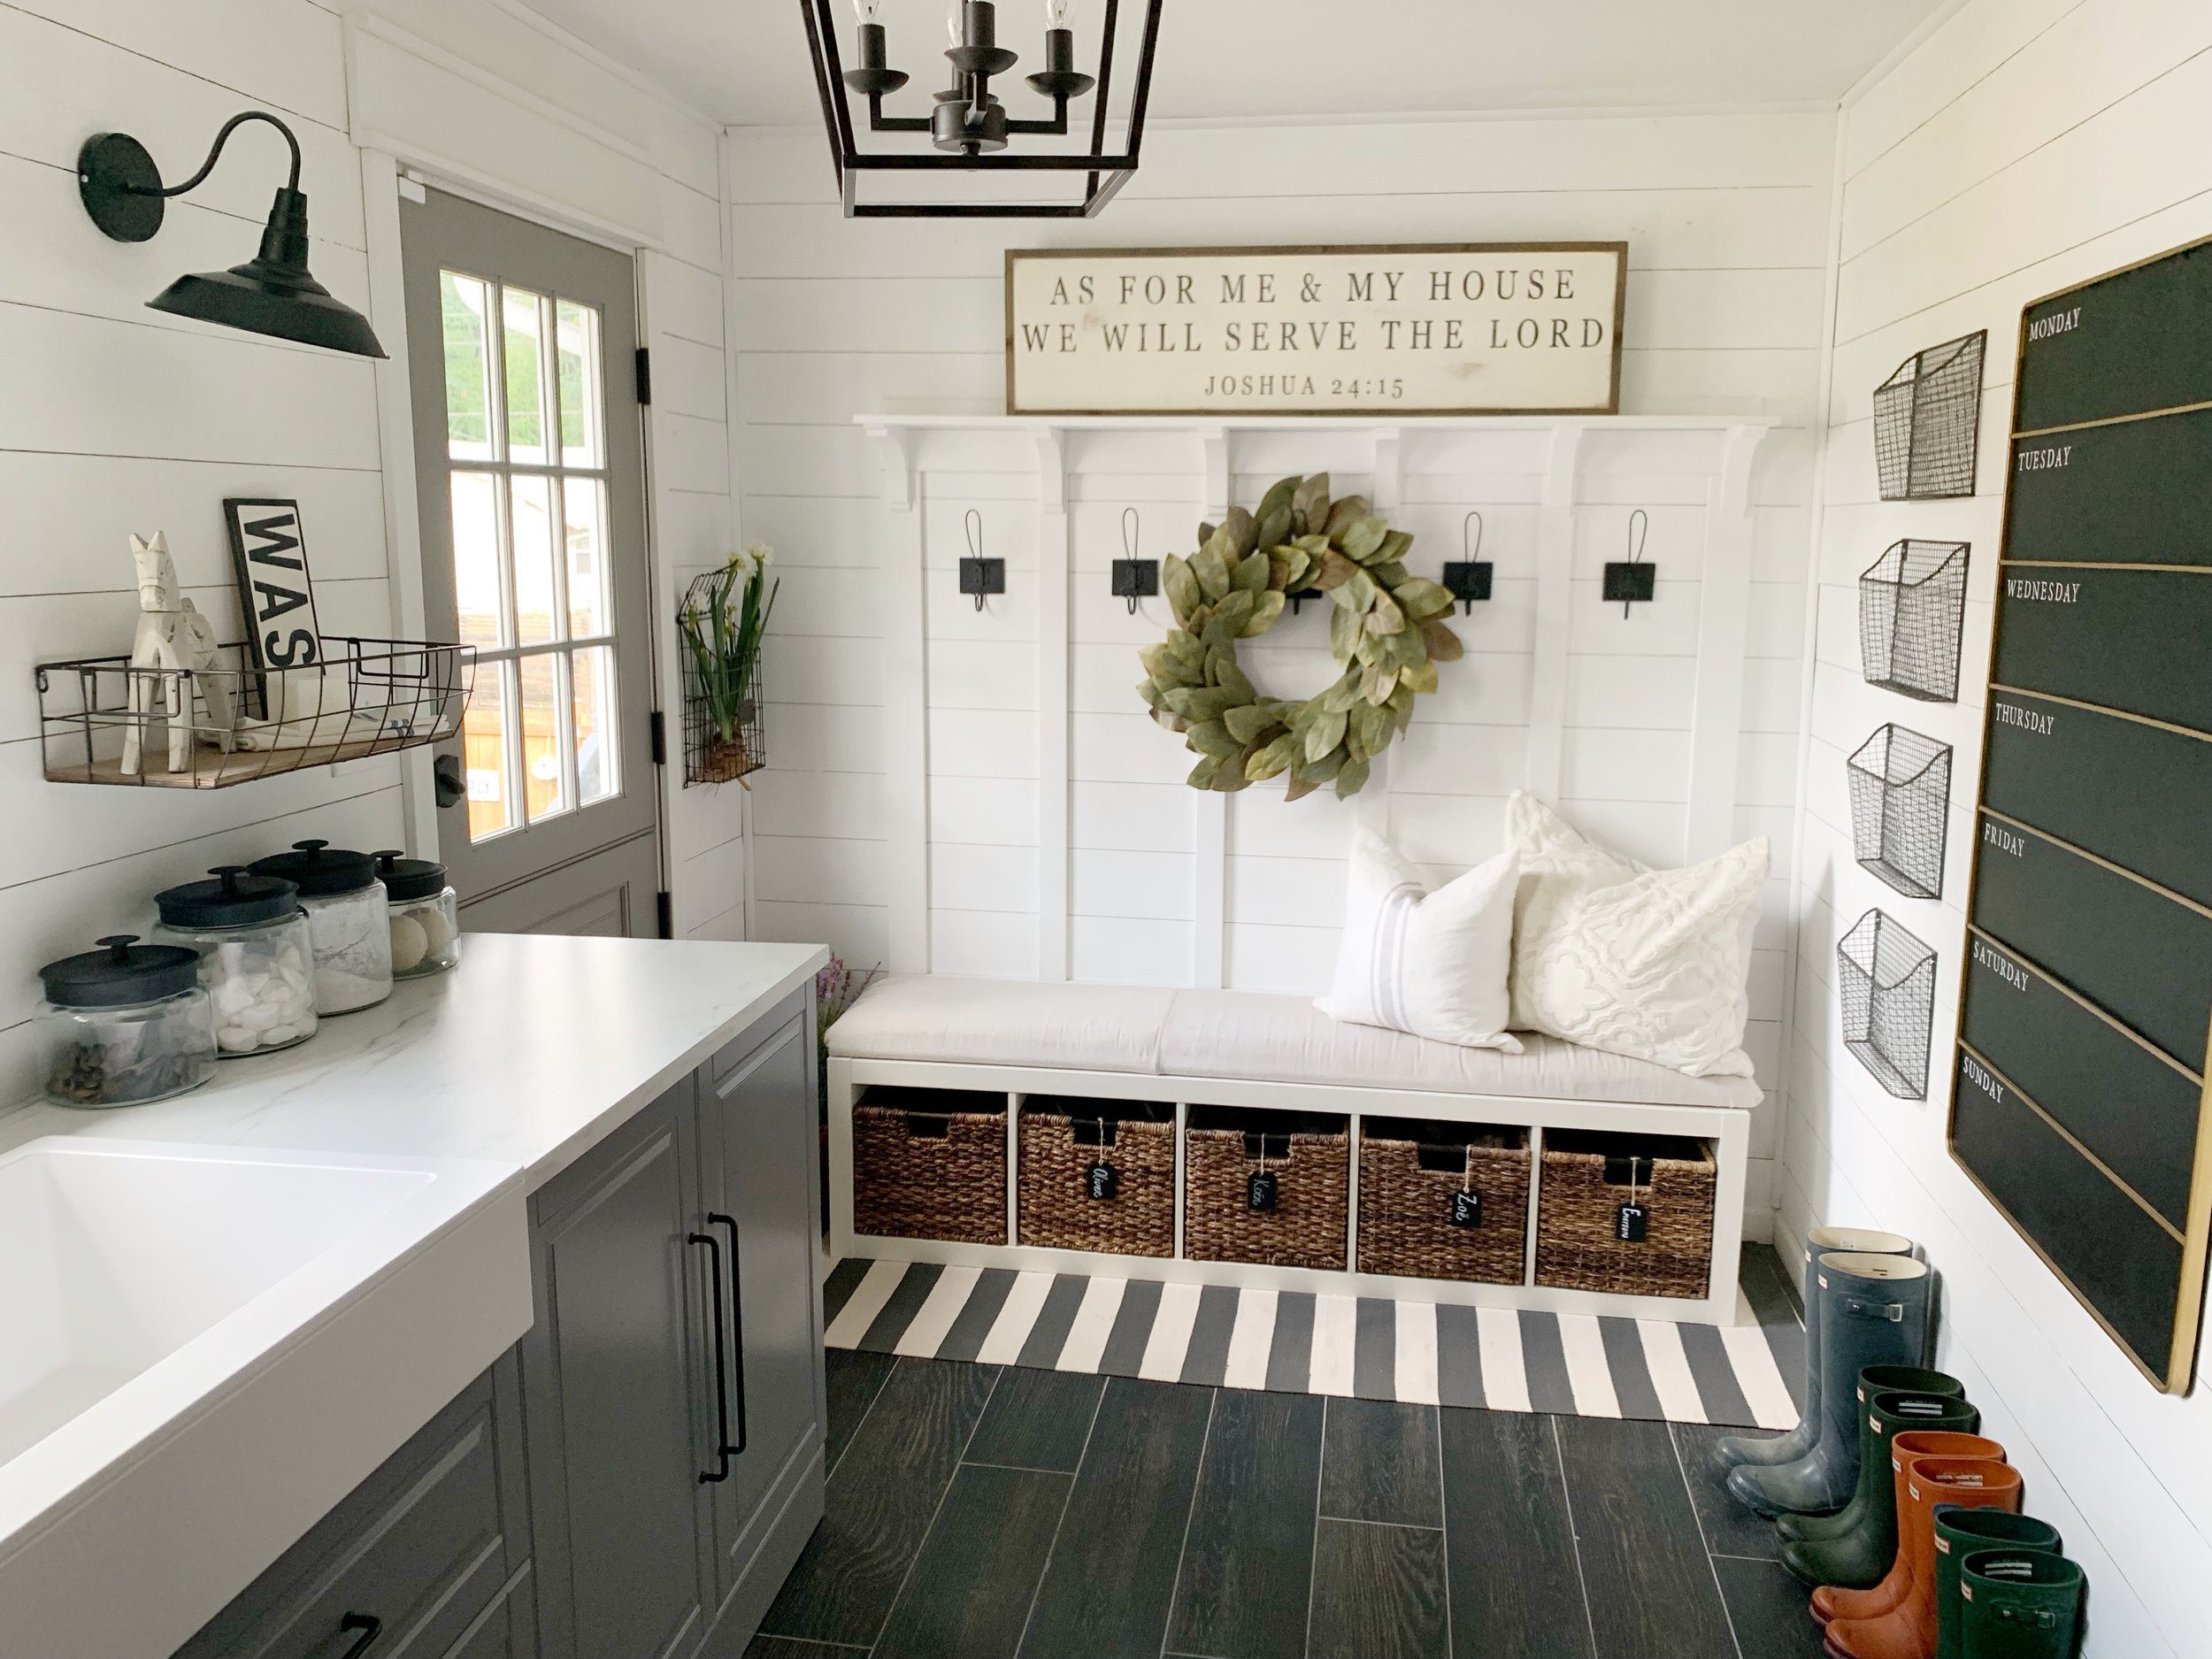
[745,541,774,569]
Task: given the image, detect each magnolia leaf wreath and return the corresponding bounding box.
[1137,472,1463,801]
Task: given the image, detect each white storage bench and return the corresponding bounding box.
[826,975,1757,1324]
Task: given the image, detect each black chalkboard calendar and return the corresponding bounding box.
[1951,232,2212,1394]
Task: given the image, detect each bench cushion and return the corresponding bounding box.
[826,973,1176,1074]
[830,976,1760,1112]
[1161,988,1760,1110]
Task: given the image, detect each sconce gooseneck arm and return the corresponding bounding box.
[140,110,304,199]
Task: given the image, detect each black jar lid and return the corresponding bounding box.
[156,864,303,929]
[41,933,203,1007]
[249,838,378,897]
[373,849,449,903]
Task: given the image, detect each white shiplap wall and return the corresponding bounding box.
[1783,3,2212,1654]
[0,0,742,1102]
[730,110,1841,1233]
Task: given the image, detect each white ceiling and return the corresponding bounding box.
[512,0,1953,128]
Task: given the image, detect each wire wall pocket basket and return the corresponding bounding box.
[678,569,768,787]
[1838,909,1938,1102]
[1847,725,1954,900]
[1874,331,1985,501]
[36,639,471,789]
[1860,539,1969,702]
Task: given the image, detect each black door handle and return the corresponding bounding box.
[337,1613,382,1659]
[433,752,465,808]
[710,1212,749,1456]
[687,1231,734,1483]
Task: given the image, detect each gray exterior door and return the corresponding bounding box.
[521,1084,718,1659]
[401,186,659,936]
[702,1010,826,1609]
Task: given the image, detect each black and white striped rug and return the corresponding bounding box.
[823,1255,1803,1429]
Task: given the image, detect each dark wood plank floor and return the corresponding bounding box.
[752,1254,1816,1659]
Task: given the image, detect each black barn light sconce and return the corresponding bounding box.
[1603,508,1656,617]
[803,0,1165,218]
[1442,511,1494,614]
[77,111,387,358]
[1111,507,1158,614]
[958,509,1005,611]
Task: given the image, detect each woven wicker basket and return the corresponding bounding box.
[1183,1107,1348,1271]
[852,1085,1007,1245]
[1357,1118,1531,1284]
[1018,1096,1174,1257]
[1533,1129,1716,1300]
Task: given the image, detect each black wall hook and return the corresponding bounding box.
[957,507,1003,612]
[1442,509,1494,612]
[1110,505,1158,615]
[1603,507,1655,617]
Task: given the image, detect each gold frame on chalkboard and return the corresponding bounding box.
[1946,230,2212,1395]
[1002,242,1629,419]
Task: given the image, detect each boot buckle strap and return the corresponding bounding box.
[1840,1295,1906,1322]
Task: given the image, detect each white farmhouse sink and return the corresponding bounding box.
[0,1138,531,1659]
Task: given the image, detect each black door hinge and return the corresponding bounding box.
[656,890,674,940]
[649,709,667,766]
[634,346,651,406]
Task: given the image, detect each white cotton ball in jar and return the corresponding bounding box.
[416,906,455,956]
[388,913,430,975]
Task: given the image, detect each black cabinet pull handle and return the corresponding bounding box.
[710,1211,749,1456]
[338,1613,382,1659]
[687,1231,734,1484]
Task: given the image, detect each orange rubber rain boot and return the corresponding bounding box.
[1811,1432,2005,1625]
[1824,1455,2021,1659]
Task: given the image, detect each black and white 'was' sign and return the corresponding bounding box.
[224,498,324,670]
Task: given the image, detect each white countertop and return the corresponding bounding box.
[0,933,830,1191]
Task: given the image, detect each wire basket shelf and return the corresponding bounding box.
[36,639,472,789]
[1838,909,1938,1102]
[1874,331,1985,501]
[1861,539,1969,703]
[1847,725,1954,900]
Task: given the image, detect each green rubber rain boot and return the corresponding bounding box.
[1782,1405,1990,1592]
[1728,1253,1932,1518]
[1934,1509,2061,1659]
[1780,1365,1966,1544]
[1708,1226,1914,1483]
[1958,1548,2084,1658]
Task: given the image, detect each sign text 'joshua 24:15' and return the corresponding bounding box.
[1005,243,1626,418]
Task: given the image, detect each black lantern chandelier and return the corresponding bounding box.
[802,0,1164,218]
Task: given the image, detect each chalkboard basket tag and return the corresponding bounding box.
[1086,1160,1118,1202]
[1448,1187,1483,1228]
[1247,1167,1279,1212]
[1873,331,1985,502]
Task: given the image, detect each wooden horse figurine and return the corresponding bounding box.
[120,533,235,775]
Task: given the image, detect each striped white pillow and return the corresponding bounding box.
[1316,829,1522,1051]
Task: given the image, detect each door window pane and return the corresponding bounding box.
[563,477,611,640]
[572,643,619,807]
[441,273,496,462]
[449,470,507,650]
[509,474,561,648]
[462,661,518,841]
[503,287,551,465]
[518,652,572,824]
[556,299,603,470]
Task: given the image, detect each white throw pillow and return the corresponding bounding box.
[1317,830,1523,1052]
[1505,792,1768,1077]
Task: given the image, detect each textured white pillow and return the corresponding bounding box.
[1505,792,1768,1077]
[1317,830,1522,1052]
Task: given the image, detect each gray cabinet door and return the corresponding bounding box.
[701,997,828,1617]
[522,1083,718,1659]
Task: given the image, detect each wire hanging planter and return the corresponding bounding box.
[677,552,777,787]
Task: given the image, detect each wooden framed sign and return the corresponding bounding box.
[224,497,324,671]
[1006,242,1626,417]
[1947,232,2212,1394]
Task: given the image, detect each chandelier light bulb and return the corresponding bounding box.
[851,0,882,20]
[1046,0,1076,26]
[947,0,963,45]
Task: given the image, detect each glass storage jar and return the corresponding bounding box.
[248,840,392,1014]
[375,851,460,979]
[151,865,319,1056]
[38,934,217,1108]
